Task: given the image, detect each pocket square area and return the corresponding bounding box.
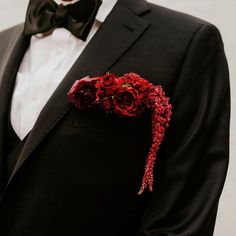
[67,72,172,195]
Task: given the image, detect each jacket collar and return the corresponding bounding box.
[0,27,30,192]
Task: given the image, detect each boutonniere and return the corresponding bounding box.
[67,72,172,195]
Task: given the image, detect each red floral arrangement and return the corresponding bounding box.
[67,72,172,195]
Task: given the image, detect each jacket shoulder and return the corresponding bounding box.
[0,23,24,37]
[146,3,220,35]
[0,24,24,53]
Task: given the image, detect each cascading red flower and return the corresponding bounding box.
[67,72,172,195]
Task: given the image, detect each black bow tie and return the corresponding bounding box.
[24,0,102,41]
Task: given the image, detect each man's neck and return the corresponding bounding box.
[53,0,80,6]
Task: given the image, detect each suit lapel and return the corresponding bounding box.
[6,0,151,187]
[0,27,30,191]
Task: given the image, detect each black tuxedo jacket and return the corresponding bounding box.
[0,0,230,235]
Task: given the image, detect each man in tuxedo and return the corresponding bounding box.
[0,0,230,235]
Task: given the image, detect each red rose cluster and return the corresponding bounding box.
[68,72,172,195]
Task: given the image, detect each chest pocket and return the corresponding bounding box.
[71,107,151,135]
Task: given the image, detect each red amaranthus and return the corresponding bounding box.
[68,72,172,195]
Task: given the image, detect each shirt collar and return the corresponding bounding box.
[54,0,118,23]
[96,0,118,23]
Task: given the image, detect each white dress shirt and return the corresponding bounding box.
[10,0,118,140]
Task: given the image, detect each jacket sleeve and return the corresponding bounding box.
[137,23,231,236]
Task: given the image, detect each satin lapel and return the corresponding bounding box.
[0,26,30,191]
[6,0,151,187]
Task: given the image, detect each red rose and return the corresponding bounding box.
[68,77,100,110]
[96,89,106,102]
[101,97,113,113]
[113,87,140,117]
[96,73,123,97]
